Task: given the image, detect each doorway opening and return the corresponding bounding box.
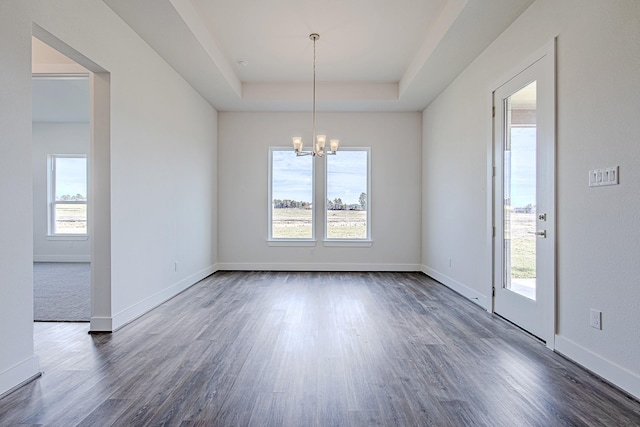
[32,39,91,322]
[32,25,112,332]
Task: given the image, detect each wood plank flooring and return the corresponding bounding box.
[1,271,639,426]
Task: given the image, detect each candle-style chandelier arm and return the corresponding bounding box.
[291,33,340,157]
[293,136,339,157]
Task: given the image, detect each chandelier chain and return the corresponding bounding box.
[312,35,317,146]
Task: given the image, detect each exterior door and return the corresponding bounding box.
[493,43,555,346]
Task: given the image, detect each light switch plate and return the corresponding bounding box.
[589,166,619,187]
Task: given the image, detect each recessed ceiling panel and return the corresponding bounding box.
[191,0,447,82]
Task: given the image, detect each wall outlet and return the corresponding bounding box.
[590,309,602,330]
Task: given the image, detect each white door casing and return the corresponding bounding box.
[492,41,556,348]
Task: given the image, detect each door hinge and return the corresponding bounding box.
[492,226,495,238]
[492,286,495,297]
[492,106,495,118]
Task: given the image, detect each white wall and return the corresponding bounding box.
[0,0,40,398]
[422,0,640,398]
[32,123,91,262]
[29,0,219,331]
[219,112,422,270]
[0,0,218,395]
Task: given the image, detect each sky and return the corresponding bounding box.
[55,139,532,206]
[508,127,536,207]
[272,151,313,203]
[55,157,87,198]
[326,151,367,205]
[272,150,367,205]
[272,139,534,208]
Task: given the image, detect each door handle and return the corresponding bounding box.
[528,230,547,238]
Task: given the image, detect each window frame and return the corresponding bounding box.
[267,147,316,246]
[48,154,88,238]
[324,147,372,245]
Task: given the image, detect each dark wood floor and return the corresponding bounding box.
[1,272,639,426]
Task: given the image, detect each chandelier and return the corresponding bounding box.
[292,33,339,157]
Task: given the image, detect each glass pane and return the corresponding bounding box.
[54,157,87,201]
[54,203,87,234]
[503,81,537,300]
[326,150,368,239]
[271,151,313,239]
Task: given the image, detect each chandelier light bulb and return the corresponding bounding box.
[292,137,303,152]
[317,135,326,148]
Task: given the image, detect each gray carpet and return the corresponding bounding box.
[33,262,90,322]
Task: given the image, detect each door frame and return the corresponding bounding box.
[33,24,113,332]
[487,39,556,349]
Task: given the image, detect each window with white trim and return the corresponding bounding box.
[326,148,370,240]
[49,155,88,235]
[269,148,314,240]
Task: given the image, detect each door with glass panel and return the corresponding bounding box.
[493,45,555,345]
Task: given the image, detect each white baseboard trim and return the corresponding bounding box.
[0,355,40,398]
[33,255,91,262]
[111,264,218,331]
[555,335,640,401]
[90,316,113,332]
[217,263,421,272]
[421,265,489,310]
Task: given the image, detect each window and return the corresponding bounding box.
[269,148,314,240]
[326,148,370,240]
[49,155,88,235]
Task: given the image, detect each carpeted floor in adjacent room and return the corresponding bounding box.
[33,262,90,322]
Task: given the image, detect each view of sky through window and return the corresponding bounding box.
[326,150,367,205]
[55,157,87,200]
[271,151,312,204]
[509,127,536,207]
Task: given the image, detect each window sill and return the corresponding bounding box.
[47,235,88,241]
[323,240,373,248]
[266,240,317,247]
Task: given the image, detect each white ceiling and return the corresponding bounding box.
[105,0,535,112]
[192,0,447,83]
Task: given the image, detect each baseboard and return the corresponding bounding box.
[111,264,218,331]
[555,335,640,401]
[0,355,40,398]
[89,316,113,332]
[33,255,91,263]
[217,263,421,272]
[421,265,489,310]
